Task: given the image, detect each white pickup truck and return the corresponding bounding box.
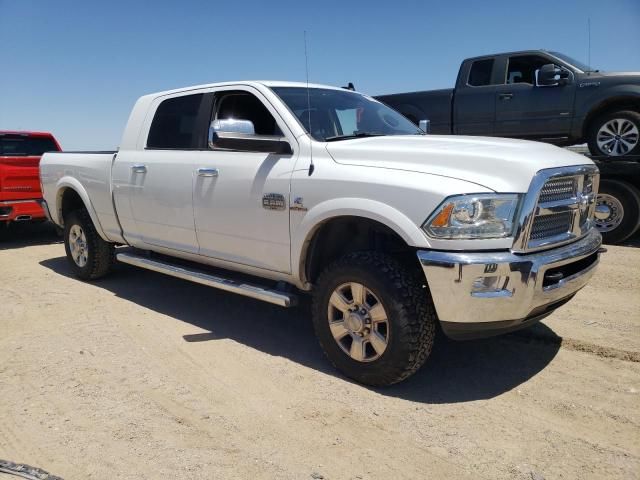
[40,81,603,386]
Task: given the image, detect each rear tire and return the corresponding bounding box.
[63,209,115,280]
[311,251,437,386]
[595,179,640,244]
[587,110,640,157]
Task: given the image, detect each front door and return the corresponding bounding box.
[192,87,298,273]
[494,54,576,138]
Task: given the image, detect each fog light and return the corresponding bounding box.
[471,276,513,298]
[473,276,502,292]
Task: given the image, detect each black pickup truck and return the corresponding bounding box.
[377,50,640,158]
[376,50,640,243]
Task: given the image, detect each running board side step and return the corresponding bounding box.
[116,252,297,307]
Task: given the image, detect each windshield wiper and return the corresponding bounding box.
[324,132,386,142]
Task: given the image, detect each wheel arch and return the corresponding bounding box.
[293,199,429,288]
[55,178,109,241]
[583,95,640,140]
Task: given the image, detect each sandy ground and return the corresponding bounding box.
[1,223,639,480]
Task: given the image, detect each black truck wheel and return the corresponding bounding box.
[595,179,640,244]
[311,251,437,386]
[588,110,640,157]
[63,209,115,280]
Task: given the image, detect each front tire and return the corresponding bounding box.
[311,252,437,386]
[63,209,115,280]
[588,110,640,157]
[595,179,640,244]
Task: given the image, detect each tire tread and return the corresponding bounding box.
[65,209,115,280]
[312,251,437,386]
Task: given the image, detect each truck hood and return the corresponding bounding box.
[585,71,640,78]
[325,135,592,192]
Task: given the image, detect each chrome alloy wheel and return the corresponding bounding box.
[327,282,389,362]
[69,225,88,267]
[597,119,639,156]
[594,193,624,232]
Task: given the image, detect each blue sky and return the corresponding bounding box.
[1,0,638,150]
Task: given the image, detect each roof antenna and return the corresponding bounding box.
[587,17,591,72]
[304,30,314,176]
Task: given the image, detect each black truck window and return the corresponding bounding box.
[147,93,205,149]
[506,55,550,85]
[468,59,495,86]
[0,135,58,156]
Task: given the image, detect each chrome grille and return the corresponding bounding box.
[530,212,573,240]
[539,177,576,203]
[514,166,600,252]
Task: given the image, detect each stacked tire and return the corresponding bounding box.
[587,110,640,244]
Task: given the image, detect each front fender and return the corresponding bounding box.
[291,197,430,286]
[54,177,109,241]
[577,84,640,123]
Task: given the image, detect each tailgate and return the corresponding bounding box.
[0,155,42,201]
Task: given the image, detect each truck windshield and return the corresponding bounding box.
[0,135,59,156]
[271,87,422,142]
[549,52,594,72]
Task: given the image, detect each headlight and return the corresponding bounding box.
[423,194,521,239]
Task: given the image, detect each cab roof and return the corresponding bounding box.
[145,80,347,99]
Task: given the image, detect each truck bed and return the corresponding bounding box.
[39,151,123,242]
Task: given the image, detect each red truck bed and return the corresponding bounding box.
[0,131,61,225]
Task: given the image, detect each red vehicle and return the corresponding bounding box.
[0,131,61,231]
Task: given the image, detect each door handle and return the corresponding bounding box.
[197,168,219,177]
[131,164,147,174]
[499,93,513,100]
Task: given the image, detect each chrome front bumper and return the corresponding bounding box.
[417,229,603,339]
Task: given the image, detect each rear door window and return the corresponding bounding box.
[468,59,495,86]
[147,93,206,149]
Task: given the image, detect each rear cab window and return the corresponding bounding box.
[0,134,59,156]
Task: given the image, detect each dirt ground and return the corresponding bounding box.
[1,223,639,480]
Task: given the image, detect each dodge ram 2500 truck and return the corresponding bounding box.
[377,50,640,157]
[40,81,603,386]
[1,131,61,235]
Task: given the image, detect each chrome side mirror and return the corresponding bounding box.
[419,119,431,133]
[211,118,256,135]
[208,120,292,155]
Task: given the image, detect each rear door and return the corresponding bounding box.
[112,92,213,253]
[494,54,576,138]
